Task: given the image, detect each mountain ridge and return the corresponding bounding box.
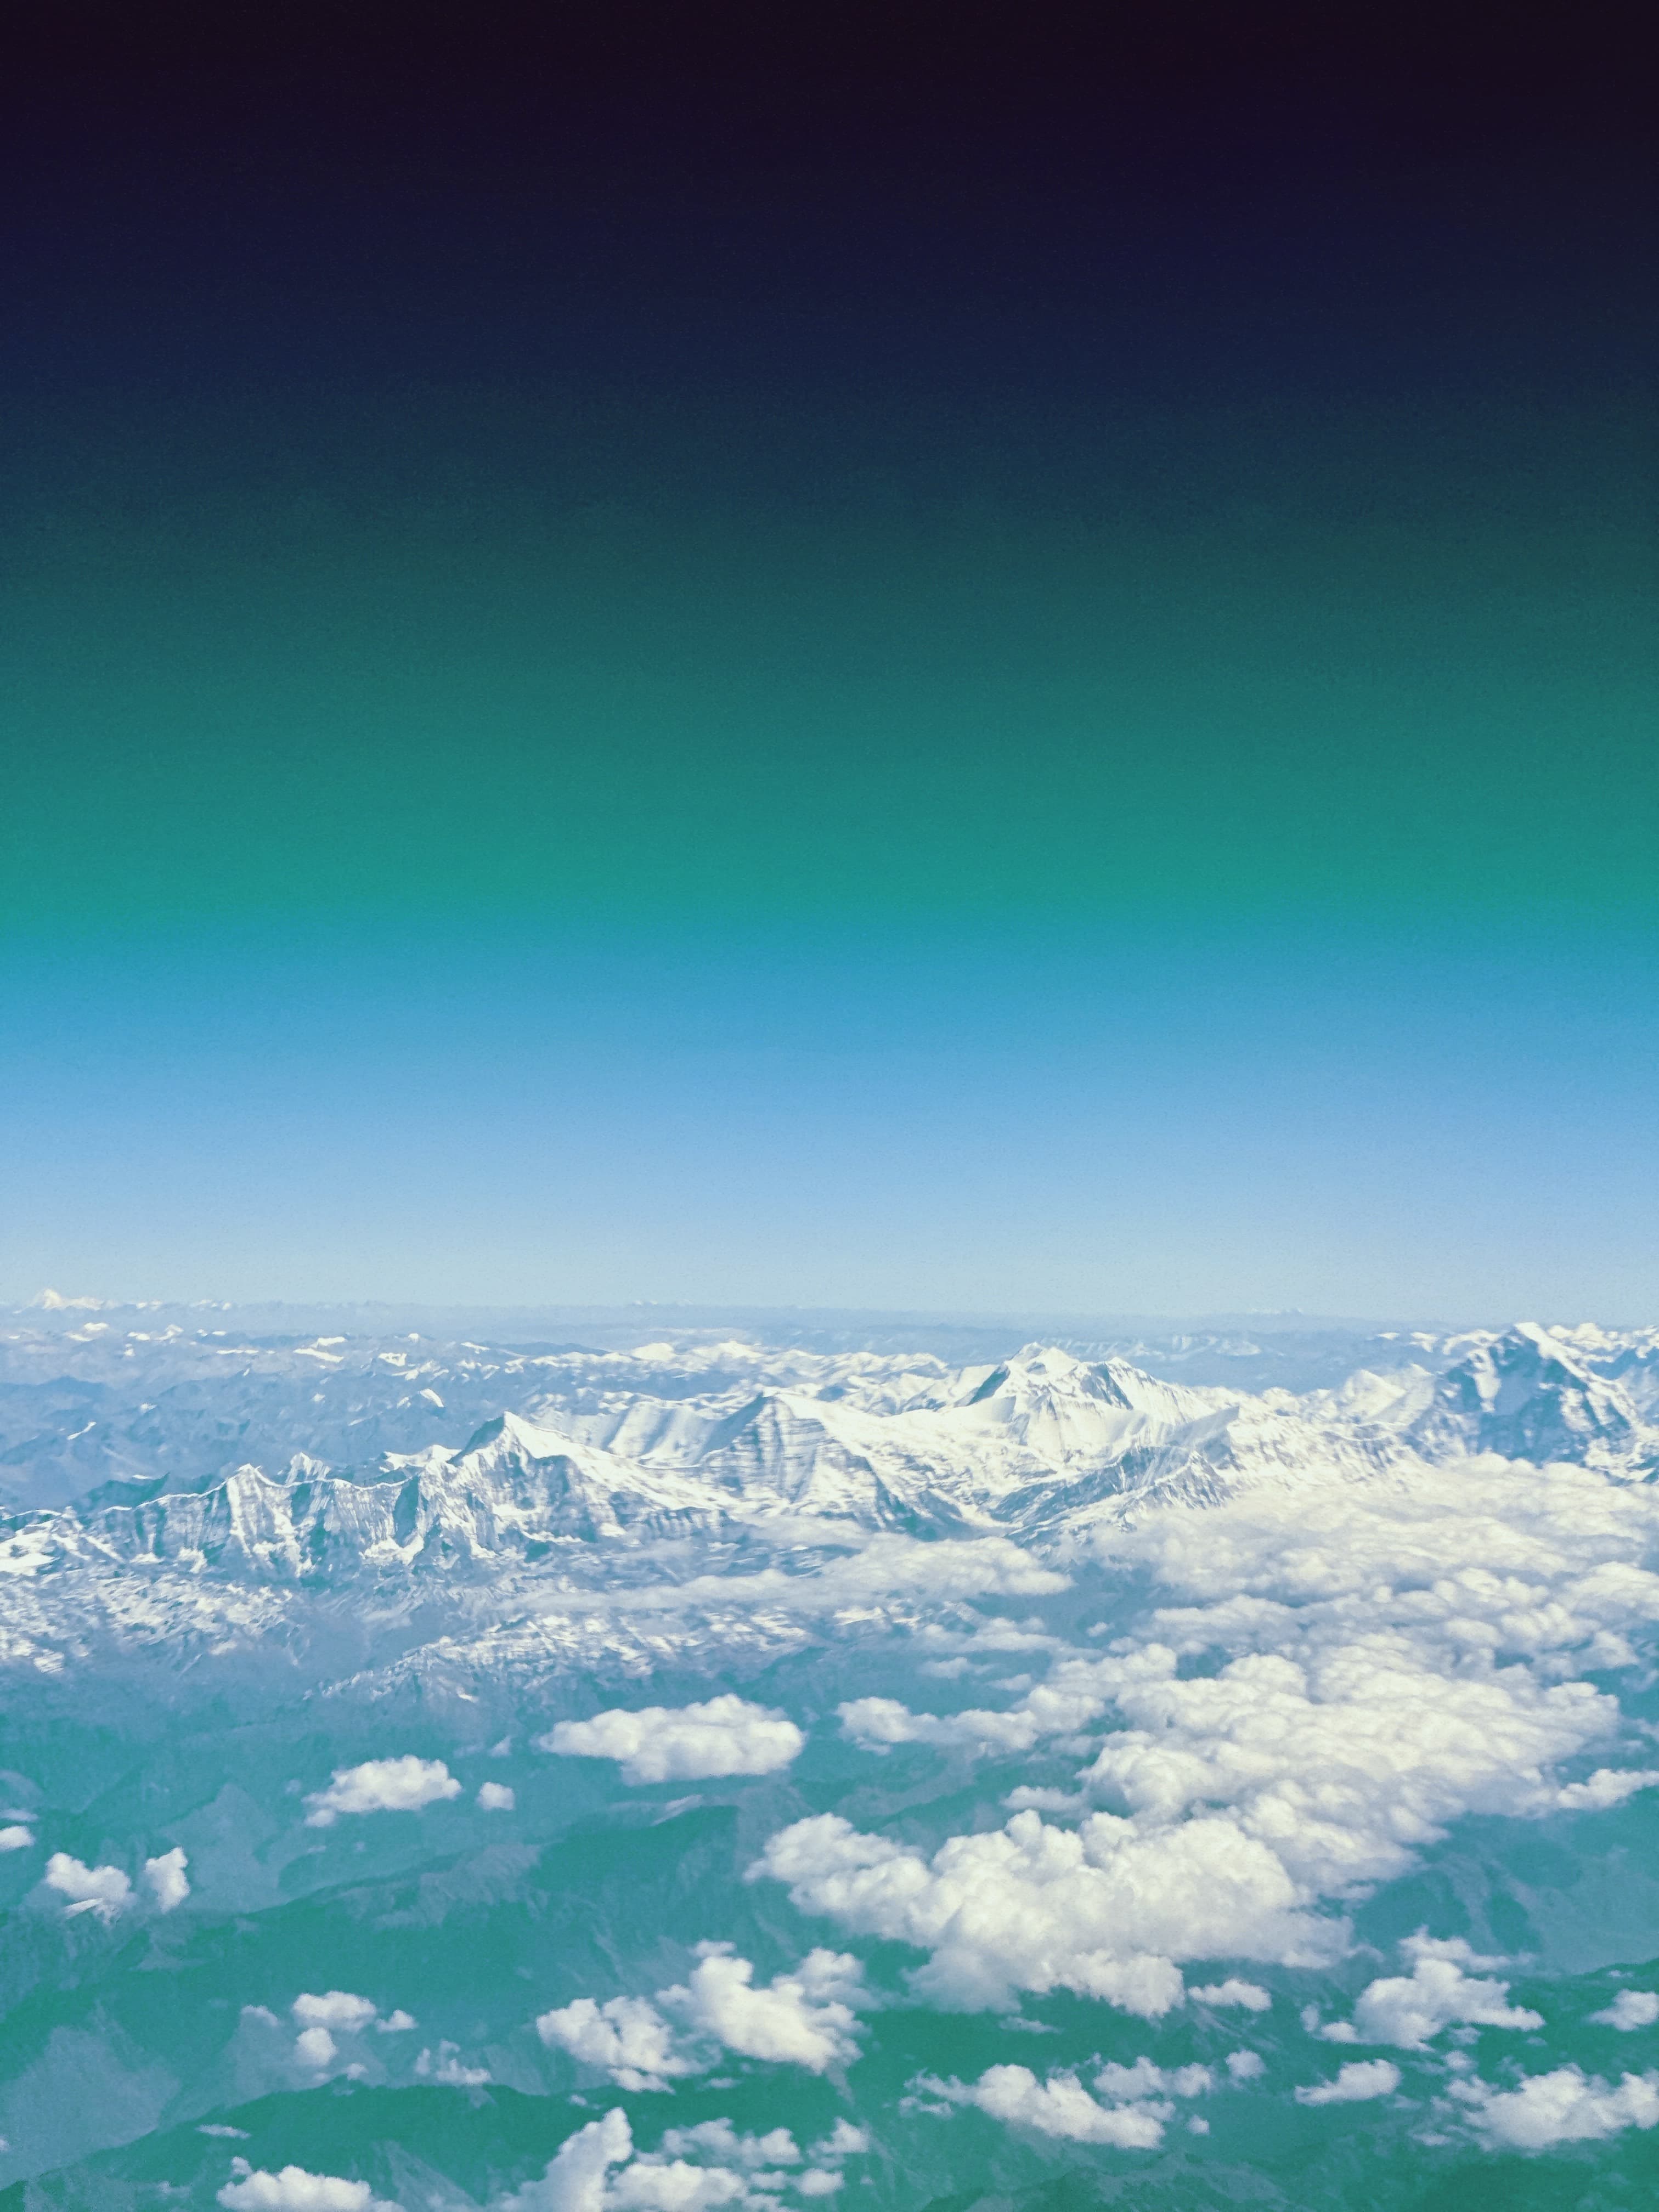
[4,1326,1656,1594]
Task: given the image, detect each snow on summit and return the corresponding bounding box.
[3,1321,1657,1584]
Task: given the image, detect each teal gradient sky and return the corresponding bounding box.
[3,4,1655,1314]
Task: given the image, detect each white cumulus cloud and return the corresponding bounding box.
[415,2041,491,2087]
[538,1945,867,2086]
[837,1654,1133,1761]
[924,2064,1168,2148]
[217,2165,396,2212]
[496,2108,634,2212]
[540,1697,804,1785]
[1590,1989,1659,2030]
[294,2028,338,2072]
[43,1852,131,1920]
[1553,1768,1659,1810]
[0,1826,33,1853]
[757,1457,1659,2016]
[1093,2057,1212,2101]
[1296,2060,1401,2106]
[303,1757,461,1826]
[671,1944,864,2072]
[1451,2064,1659,2148]
[478,1783,516,1812]
[294,1992,380,2033]
[493,2111,861,2212]
[751,1807,1333,2016]
[144,1847,190,1912]
[1325,1935,1542,2049]
[1190,1979,1272,2010]
[537,1996,700,2094]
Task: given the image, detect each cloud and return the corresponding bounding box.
[538,1946,867,2086]
[415,2041,490,2086]
[1590,1989,1659,2030]
[658,2121,802,2168]
[621,1537,1069,1621]
[0,1826,33,1853]
[1077,1638,1622,1900]
[40,1846,187,1917]
[924,2065,1168,2148]
[838,1654,1135,1760]
[494,2111,861,2212]
[1190,1979,1272,2011]
[43,1852,131,1920]
[1091,1470,1659,1910]
[303,1757,461,1826]
[1323,1936,1542,2049]
[540,1698,804,1785]
[1553,1768,1659,1810]
[497,2108,634,2212]
[524,1537,1067,1662]
[1226,2051,1266,2081]
[294,2028,338,2072]
[478,1783,515,1812]
[1451,2064,1659,2149]
[144,1847,189,1912]
[838,1696,1031,1755]
[1296,2060,1401,2106]
[751,1807,1334,2016]
[811,2124,868,2160]
[217,2166,396,2212]
[294,1992,380,2033]
[1093,2057,1212,2101]
[757,1458,1659,2016]
[272,1993,402,2080]
[672,1945,862,2071]
[377,2010,418,2033]
[537,1996,700,2094]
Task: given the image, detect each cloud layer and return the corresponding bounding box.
[758,1458,1659,2013]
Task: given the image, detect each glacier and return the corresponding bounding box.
[5,1308,1659,2209]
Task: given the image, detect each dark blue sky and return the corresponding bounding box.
[3,1,1655,1313]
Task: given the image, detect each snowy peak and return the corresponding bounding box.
[937,1345,1223,1470]
[0,1418,729,1581]
[5,1321,1659,1590]
[1413,1324,1657,1473]
[391,1412,730,1547]
[451,1408,578,1469]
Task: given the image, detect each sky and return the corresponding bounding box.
[2,1,1655,1317]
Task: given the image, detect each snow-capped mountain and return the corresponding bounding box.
[4,1320,1657,1598]
[0,1412,730,1581]
[1410,1322,1658,1472]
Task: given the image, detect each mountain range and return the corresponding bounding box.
[4,1319,1656,1593]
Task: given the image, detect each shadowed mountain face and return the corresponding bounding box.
[6,1313,1659,2212]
